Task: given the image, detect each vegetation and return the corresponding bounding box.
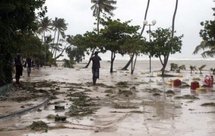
[82,0,117,68]
[100,18,142,73]
[193,19,215,57]
[0,0,46,86]
[150,28,183,76]
[193,4,215,57]
[198,65,206,74]
[29,121,48,131]
[1,0,213,86]
[121,0,151,70]
[190,65,197,74]
[170,63,186,73]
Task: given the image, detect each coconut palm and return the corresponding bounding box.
[51,17,67,58]
[172,0,178,37]
[193,19,215,58]
[190,65,197,74]
[193,41,215,57]
[198,65,206,74]
[84,0,116,68]
[140,0,151,35]
[52,17,67,44]
[38,17,52,43]
[91,0,117,34]
[122,0,151,70]
[159,0,179,76]
[210,68,215,75]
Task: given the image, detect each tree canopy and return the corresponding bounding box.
[193,20,215,57]
[150,28,183,76]
[0,0,46,85]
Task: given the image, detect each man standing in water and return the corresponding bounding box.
[14,54,23,84]
[25,57,32,77]
[91,51,101,85]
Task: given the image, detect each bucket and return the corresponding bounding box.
[173,79,181,87]
[204,75,213,87]
[191,81,199,90]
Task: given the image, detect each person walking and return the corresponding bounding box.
[25,57,32,77]
[91,51,101,85]
[14,54,23,84]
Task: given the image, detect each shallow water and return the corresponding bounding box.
[1,60,215,136]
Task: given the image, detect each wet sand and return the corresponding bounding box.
[1,60,215,136]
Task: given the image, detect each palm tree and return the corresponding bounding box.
[193,41,215,57]
[51,17,67,58]
[121,0,151,70]
[172,0,178,37]
[52,17,67,44]
[198,65,206,74]
[38,17,52,43]
[91,0,116,34]
[193,19,215,58]
[190,65,197,74]
[140,0,151,36]
[160,0,179,76]
[84,0,116,68]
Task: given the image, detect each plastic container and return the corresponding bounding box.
[173,79,181,87]
[204,75,213,87]
[191,81,199,90]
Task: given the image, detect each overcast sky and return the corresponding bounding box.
[45,0,214,60]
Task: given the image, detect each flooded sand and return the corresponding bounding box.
[1,60,215,136]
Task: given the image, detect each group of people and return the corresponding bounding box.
[14,51,102,85]
[14,54,32,84]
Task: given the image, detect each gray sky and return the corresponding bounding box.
[45,0,214,60]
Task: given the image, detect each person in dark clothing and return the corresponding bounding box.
[90,51,101,85]
[25,57,32,77]
[14,54,23,84]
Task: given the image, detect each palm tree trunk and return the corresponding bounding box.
[97,9,100,34]
[121,0,151,70]
[43,31,46,43]
[161,0,178,77]
[51,30,57,54]
[54,47,66,60]
[55,30,60,58]
[140,0,151,35]
[84,8,101,68]
[172,0,178,37]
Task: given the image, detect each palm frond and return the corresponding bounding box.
[201,50,215,57]
[198,65,206,70]
[193,41,206,54]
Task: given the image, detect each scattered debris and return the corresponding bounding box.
[118,89,133,97]
[54,105,65,111]
[201,102,215,107]
[66,92,99,117]
[153,93,161,96]
[116,81,129,88]
[55,115,67,122]
[105,89,114,94]
[29,121,48,131]
[47,114,55,119]
[113,102,138,109]
[175,95,199,100]
[165,90,175,95]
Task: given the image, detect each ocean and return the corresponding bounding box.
[97,59,215,73]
